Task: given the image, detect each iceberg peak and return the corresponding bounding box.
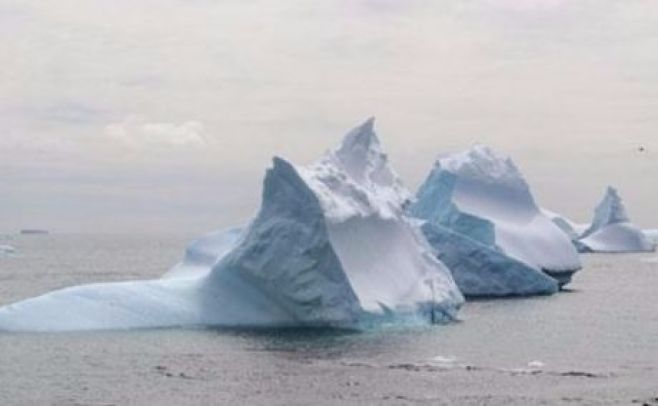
[436,144,525,191]
[261,156,324,219]
[332,117,391,185]
[307,118,411,219]
[336,116,378,157]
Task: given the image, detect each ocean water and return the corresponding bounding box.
[0,234,657,405]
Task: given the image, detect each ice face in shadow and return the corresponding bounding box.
[0,119,463,332]
[409,145,581,297]
[207,157,362,327]
[577,187,655,253]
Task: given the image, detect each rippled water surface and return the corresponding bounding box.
[0,234,657,405]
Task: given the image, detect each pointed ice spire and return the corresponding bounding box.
[581,186,630,238]
[260,157,324,219]
[328,117,400,189]
[335,117,381,168]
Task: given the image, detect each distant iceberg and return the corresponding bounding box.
[0,119,463,332]
[409,145,581,297]
[577,187,655,253]
[0,244,16,256]
[644,229,658,245]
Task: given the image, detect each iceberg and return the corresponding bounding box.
[577,187,655,253]
[542,209,588,241]
[644,229,658,245]
[0,244,16,256]
[0,119,463,332]
[409,145,581,297]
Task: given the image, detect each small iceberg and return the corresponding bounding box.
[577,187,655,253]
[0,244,16,256]
[644,229,658,245]
[20,229,49,235]
[409,145,581,297]
[0,119,463,332]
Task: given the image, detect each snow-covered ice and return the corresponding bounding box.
[0,119,463,332]
[542,209,591,252]
[577,187,655,253]
[542,209,588,241]
[410,145,581,297]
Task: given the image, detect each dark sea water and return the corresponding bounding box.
[0,234,657,405]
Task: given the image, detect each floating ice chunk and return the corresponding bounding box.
[432,355,458,364]
[0,244,16,256]
[527,360,545,369]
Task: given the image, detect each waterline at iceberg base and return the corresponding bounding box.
[5,122,651,333]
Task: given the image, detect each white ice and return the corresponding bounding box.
[542,209,589,241]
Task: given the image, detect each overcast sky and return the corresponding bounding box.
[1,0,657,234]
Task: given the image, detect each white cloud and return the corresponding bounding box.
[104,115,209,148]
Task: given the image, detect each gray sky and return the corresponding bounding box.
[1,0,657,234]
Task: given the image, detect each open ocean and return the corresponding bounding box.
[1,233,657,405]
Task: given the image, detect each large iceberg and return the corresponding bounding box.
[577,187,655,253]
[409,145,581,297]
[0,119,463,332]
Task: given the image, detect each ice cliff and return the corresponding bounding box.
[409,145,581,297]
[577,187,655,253]
[0,119,463,332]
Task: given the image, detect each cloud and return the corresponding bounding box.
[104,116,209,149]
